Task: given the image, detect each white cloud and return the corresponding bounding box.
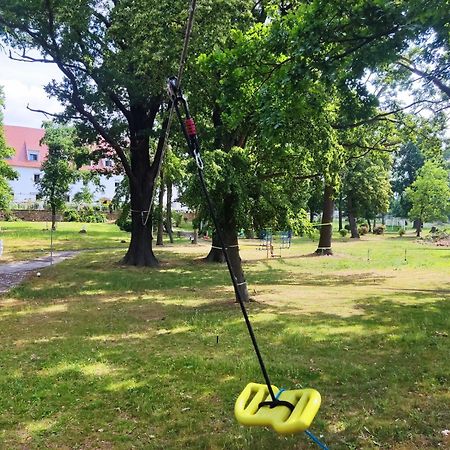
[0,50,63,128]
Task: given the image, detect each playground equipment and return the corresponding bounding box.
[168,79,323,439]
[258,229,292,258]
[235,383,321,434]
[162,2,328,446]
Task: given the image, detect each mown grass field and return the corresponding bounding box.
[0,222,449,449]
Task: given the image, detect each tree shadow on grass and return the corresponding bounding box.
[1,248,449,448]
[1,270,449,449]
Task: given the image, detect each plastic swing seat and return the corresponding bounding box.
[235,382,321,435]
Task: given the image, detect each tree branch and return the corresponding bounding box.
[40,0,134,182]
[333,99,443,130]
[260,171,321,181]
[397,59,450,98]
[26,104,81,120]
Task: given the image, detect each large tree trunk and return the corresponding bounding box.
[338,192,343,231]
[156,170,165,246]
[414,219,422,237]
[205,194,249,302]
[122,209,157,266]
[166,181,174,244]
[347,197,360,239]
[315,183,334,255]
[205,233,225,262]
[205,229,249,302]
[122,109,161,267]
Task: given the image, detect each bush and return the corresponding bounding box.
[172,211,183,228]
[339,229,348,237]
[398,228,405,237]
[358,224,369,235]
[116,204,132,232]
[373,225,386,235]
[63,209,81,222]
[2,211,20,221]
[64,207,106,223]
[344,224,351,231]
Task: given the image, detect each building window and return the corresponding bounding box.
[115,182,120,188]
[34,174,41,183]
[28,151,39,161]
[105,159,113,167]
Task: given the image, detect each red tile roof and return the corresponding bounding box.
[3,125,115,172]
[3,125,48,168]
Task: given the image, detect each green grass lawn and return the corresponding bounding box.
[0,223,449,449]
[0,221,190,262]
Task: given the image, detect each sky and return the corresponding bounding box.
[0,49,63,129]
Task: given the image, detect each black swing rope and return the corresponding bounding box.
[142,0,197,227]
[156,2,329,448]
[168,79,330,450]
[167,80,289,410]
[169,81,330,450]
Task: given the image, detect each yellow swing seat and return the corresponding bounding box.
[234,382,321,435]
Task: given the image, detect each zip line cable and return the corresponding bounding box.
[149,2,328,444]
[169,83,293,408]
[142,0,197,226]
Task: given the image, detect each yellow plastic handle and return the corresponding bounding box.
[235,382,321,435]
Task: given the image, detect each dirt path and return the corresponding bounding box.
[0,251,80,294]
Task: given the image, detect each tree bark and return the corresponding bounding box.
[205,195,250,301]
[315,183,334,255]
[338,192,343,231]
[347,197,360,239]
[205,233,226,262]
[122,209,157,266]
[166,181,174,244]
[121,112,160,267]
[414,219,422,237]
[366,218,372,233]
[156,170,165,246]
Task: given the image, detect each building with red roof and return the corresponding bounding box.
[3,125,122,203]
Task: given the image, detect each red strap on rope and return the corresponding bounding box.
[185,118,197,137]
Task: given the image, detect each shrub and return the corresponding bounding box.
[63,209,81,222]
[64,207,106,223]
[398,228,405,237]
[116,204,132,232]
[172,211,183,227]
[344,224,351,231]
[3,212,20,221]
[373,225,386,235]
[358,224,369,235]
[339,229,348,237]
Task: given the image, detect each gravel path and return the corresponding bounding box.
[0,251,80,294]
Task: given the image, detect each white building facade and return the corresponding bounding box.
[3,125,122,204]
